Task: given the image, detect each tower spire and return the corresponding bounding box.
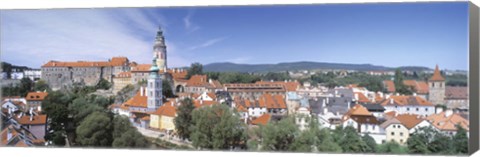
[429,64,445,81]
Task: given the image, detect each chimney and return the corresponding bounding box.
[37,106,42,112]
[347,102,351,109]
[445,109,453,117]
[30,115,33,121]
[140,86,144,96]
[209,79,212,84]
[284,80,287,83]
[413,93,417,96]
[396,93,400,96]
[436,107,444,114]
[390,98,394,104]
[354,93,359,101]
[270,79,274,82]
[395,112,398,117]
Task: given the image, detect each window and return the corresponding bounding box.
[416,108,419,111]
[400,132,404,136]
[432,83,434,87]
[400,139,404,143]
[425,108,428,111]
[391,132,395,136]
[407,108,410,111]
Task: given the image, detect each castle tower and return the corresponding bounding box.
[428,65,445,105]
[147,58,163,111]
[153,26,167,71]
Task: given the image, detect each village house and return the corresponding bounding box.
[184,75,223,94]
[112,71,132,94]
[224,83,286,100]
[380,95,435,117]
[380,113,432,145]
[149,99,177,133]
[25,91,48,112]
[233,94,287,120]
[426,109,469,136]
[342,104,385,144]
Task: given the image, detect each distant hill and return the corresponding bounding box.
[1,62,32,72]
[203,62,432,73]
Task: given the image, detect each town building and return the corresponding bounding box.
[380,113,432,145]
[444,86,468,111]
[426,109,469,136]
[41,56,130,90]
[184,75,223,94]
[379,95,435,117]
[342,104,385,144]
[149,99,177,133]
[25,91,48,112]
[24,69,41,81]
[112,71,132,94]
[428,65,446,105]
[225,83,286,100]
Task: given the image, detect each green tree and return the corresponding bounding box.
[75,112,113,147]
[96,78,112,90]
[377,141,408,154]
[334,126,368,153]
[163,81,174,98]
[190,104,246,150]
[317,128,342,152]
[393,69,412,95]
[19,77,34,96]
[112,129,148,148]
[174,98,195,140]
[34,79,50,92]
[186,62,203,79]
[406,126,436,154]
[453,125,468,154]
[112,115,148,148]
[258,116,299,151]
[362,134,378,153]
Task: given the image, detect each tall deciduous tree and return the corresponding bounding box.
[190,104,246,150]
[377,141,408,154]
[259,116,299,151]
[186,62,203,79]
[75,112,113,147]
[174,98,195,140]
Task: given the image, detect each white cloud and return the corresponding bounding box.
[182,11,200,33]
[187,37,227,51]
[0,8,173,68]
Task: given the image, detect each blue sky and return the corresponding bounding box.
[0,2,469,70]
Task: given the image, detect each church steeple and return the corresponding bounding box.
[429,64,445,81]
[153,26,167,71]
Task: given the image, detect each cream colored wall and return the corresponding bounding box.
[160,116,175,131]
[113,77,132,94]
[149,114,161,129]
[385,124,409,145]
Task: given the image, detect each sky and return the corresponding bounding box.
[0,2,469,70]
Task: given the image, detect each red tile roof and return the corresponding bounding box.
[123,89,148,108]
[355,92,371,103]
[151,104,176,117]
[426,111,469,131]
[403,80,429,94]
[25,92,48,101]
[395,114,424,129]
[445,86,468,99]
[131,64,152,72]
[42,57,129,68]
[14,114,47,125]
[429,65,445,81]
[383,80,396,93]
[255,81,299,92]
[380,95,433,106]
[251,113,271,125]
